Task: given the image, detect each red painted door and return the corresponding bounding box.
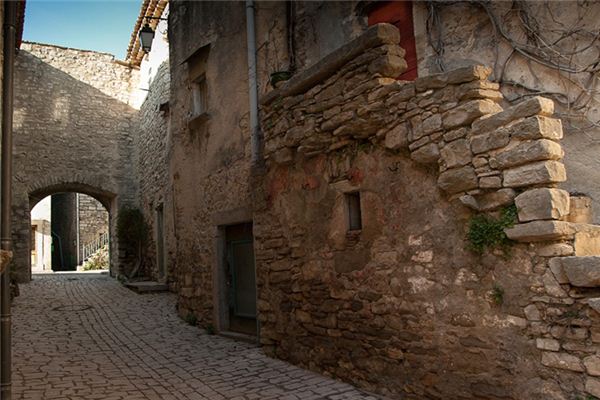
[368,1,418,81]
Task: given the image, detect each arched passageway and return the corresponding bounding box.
[12,43,140,282]
[30,191,110,273]
[12,181,120,282]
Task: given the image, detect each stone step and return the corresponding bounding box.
[125,281,169,293]
[550,256,600,287]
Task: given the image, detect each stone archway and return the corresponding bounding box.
[12,178,123,282]
[12,43,140,282]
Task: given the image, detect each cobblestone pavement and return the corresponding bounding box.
[12,273,383,400]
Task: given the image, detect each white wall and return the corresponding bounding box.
[133,5,170,109]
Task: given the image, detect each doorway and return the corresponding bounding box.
[224,222,256,336]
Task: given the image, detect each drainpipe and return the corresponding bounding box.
[245,0,261,345]
[1,0,17,398]
[76,193,80,266]
[246,0,262,166]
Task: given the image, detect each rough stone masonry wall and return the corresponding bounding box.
[13,42,139,281]
[135,61,172,282]
[78,193,109,258]
[256,23,600,400]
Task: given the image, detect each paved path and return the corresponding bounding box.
[12,273,382,400]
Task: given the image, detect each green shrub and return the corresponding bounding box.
[467,204,517,254]
[116,207,148,246]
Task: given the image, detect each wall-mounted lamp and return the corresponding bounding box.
[139,16,167,53]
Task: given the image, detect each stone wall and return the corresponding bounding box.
[13,42,139,281]
[255,23,600,399]
[135,60,172,282]
[411,1,600,224]
[77,193,108,260]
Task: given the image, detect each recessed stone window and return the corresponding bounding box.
[346,192,362,231]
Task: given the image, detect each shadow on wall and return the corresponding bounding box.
[12,50,138,282]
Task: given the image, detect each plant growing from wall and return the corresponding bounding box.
[467,204,517,254]
[490,284,504,305]
[116,206,148,279]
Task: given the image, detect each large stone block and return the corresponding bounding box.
[568,195,593,224]
[560,256,600,287]
[503,161,566,188]
[437,166,478,194]
[472,96,555,134]
[510,116,563,141]
[586,377,600,398]
[574,231,600,256]
[585,355,600,376]
[492,140,563,170]
[541,352,584,372]
[384,123,409,150]
[470,130,510,154]
[410,143,439,164]
[505,221,576,242]
[440,139,471,169]
[514,188,570,222]
[442,99,502,129]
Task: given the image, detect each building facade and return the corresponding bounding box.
[10,1,600,399]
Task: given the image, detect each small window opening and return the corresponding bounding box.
[346,192,362,231]
[192,75,207,117]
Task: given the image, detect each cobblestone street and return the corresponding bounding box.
[12,273,382,400]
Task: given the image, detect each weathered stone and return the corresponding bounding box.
[574,231,600,256]
[272,148,294,165]
[503,161,566,188]
[515,188,570,222]
[585,356,600,376]
[446,65,492,84]
[439,139,471,169]
[444,127,468,142]
[492,139,563,170]
[586,377,600,398]
[410,143,439,164]
[536,338,560,351]
[442,99,502,129]
[368,54,408,77]
[414,74,447,92]
[538,243,574,257]
[541,352,584,372]
[459,88,503,102]
[475,188,516,211]
[478,176,502,189]
[470,130,510,154]
[542,270,568,298]
[560,256,600,287]
[384,123,409,150]
[505,221,576,242]
[472,96,555,134]
[568,196,593,224]
[588,298,600,314]
[321,111,354,131]
[510,116,563,141]
[422,114,442,135]
[549,257,571,284]
[524,304,541,321]
[437,166,478,194]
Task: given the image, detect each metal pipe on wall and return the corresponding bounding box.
[246,0,262,166]
[1,0,17,398]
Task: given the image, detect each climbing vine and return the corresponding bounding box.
[426,1,600,130]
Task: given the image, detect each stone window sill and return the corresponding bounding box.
[188,112,210,130]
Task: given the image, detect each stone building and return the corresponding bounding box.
[125,1,600,399]
[8,0,600,399]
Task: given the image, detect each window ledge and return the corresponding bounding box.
[188,112,210,130]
